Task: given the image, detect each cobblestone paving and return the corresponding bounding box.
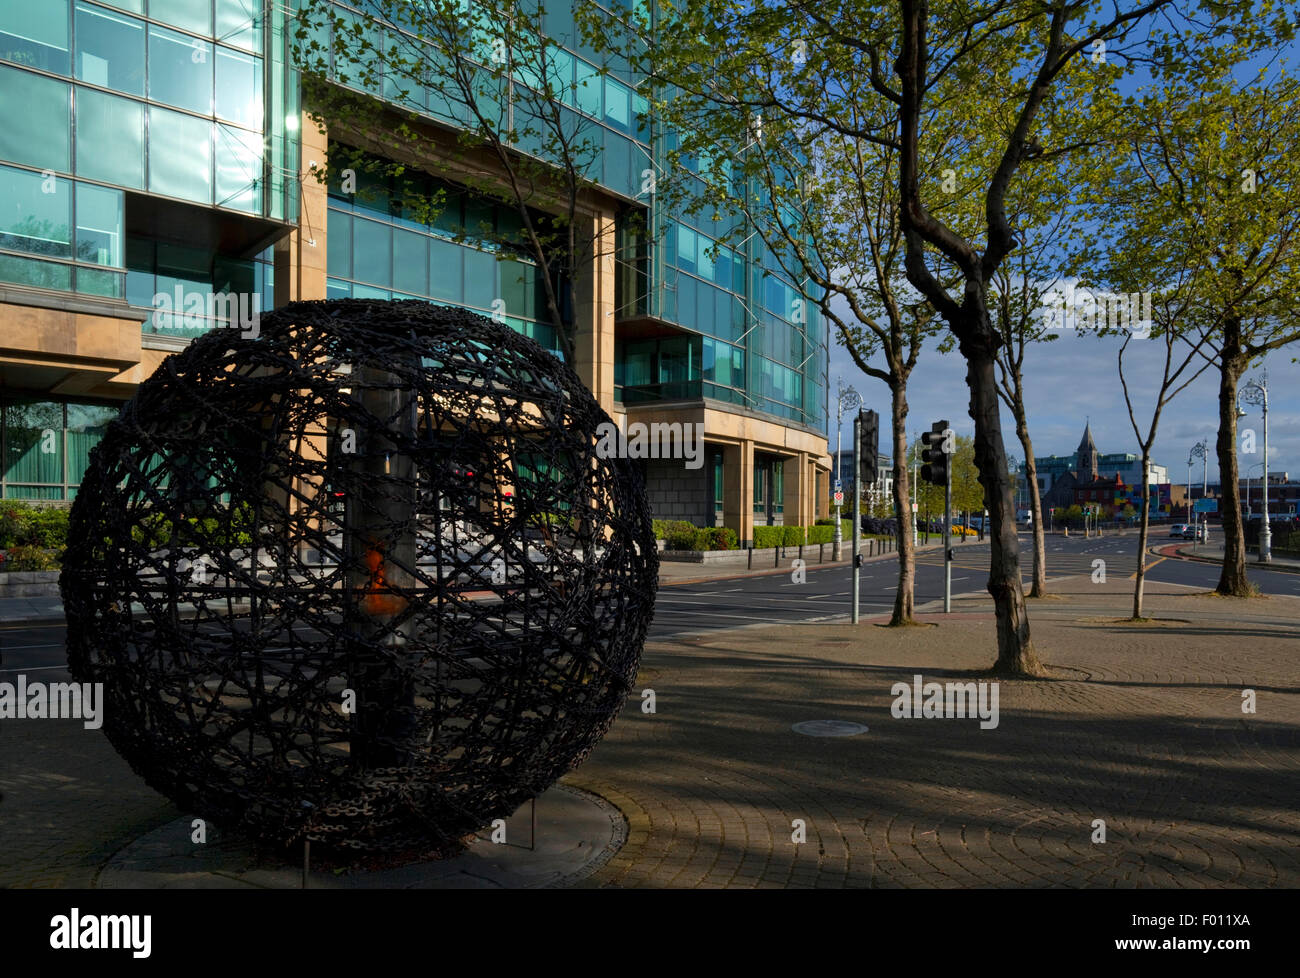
[567,577,1300,887]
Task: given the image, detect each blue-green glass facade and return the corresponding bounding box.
[0,0,298,311]
[311,0,827,433]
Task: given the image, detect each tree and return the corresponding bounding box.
[293,0,622,364]
[1100,59,1300,596]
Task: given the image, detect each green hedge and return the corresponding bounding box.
[653,518,697,541]
[665,525,739,551]
[0,503,70,550]
[1,544,58,571]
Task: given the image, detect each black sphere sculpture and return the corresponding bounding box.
[62,299,657,861]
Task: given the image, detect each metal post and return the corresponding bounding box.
[944,448,952,614]
[1259,380,1272,562]
[851,414,861,624]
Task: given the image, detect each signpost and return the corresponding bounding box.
[851,414,862,624]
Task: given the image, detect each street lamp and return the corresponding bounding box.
[1190,440,1209,549]
[833,379,862,559]
[1240,372,1271,562]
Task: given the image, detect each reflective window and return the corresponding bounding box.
[66,402,119,486]
[215,45,261,128]
[0,252,71,291]
[428,236,462,300]
[0,163,72,258]
[392,227,427,295]
[148,105,211,203]
[327,210,351,278]
[215,0,260,54]
[463,247,496,309]
[604,76,631,131]
[74,2,144,95]
[148,0,211,36]
[574,58,600,117]
[0,66,70,171]
[75,87,144,187]
[352,216,391,287]
[148,24,212,115]
[215,122,261,212]
[3,399,65,491]
[75,181,123,266]
[0,0,70,74]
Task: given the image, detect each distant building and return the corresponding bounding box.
[1019,423,1171,516]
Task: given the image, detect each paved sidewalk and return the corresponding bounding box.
[1169,542,1300,573]
[565,574,1300,887]
[4,550,1295,888]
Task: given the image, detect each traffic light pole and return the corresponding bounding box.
[851,413,861,624]
[944,446,952,614]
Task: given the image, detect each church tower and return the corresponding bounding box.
[1076,421,1099,481]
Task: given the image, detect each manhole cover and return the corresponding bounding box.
[792,720,868,737]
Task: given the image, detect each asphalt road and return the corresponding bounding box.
[2,531,1296,668]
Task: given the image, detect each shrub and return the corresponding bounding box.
[2,544,58,572]
[695,527,738,551]
[752,526,784,549]
[782,525,805,546]
[653,518,696,541]
[0,502,70,549]
[665,527,698,551]
[806,524,834,545]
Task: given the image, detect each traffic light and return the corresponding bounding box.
[920,419,950,487]
[858,409,879,488]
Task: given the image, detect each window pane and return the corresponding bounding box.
[0,0,70,74]
[215,122,261,212]
[215,0,259,54]
[604,76,631,130]
[3,399,64,486]
[148,106,211,203]
[0,66,70,171]
[327,210,351,278]
[676,224,694,274]
[74,2,143,94]
[75,87,144,187]
[66,402,118,485]
[462,246,496,309]
[352,216,391,287]
[0,164,72,257]
[428,236,462,301]
[148,0,210,35]
[574,58,600,116]
[215,45,261,128]
[75,181,123,266]
[0,252,71,290]
[75,266,123,297]
[148,25,212,115]
[325,277,350,300]
[392,227,427,295]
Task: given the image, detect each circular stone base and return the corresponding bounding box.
[96,785,625,889]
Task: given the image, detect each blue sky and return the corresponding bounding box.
[827,326,1299,487]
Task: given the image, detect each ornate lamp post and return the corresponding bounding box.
[833,380,862,559]
[1240,372,1271,562]
[1190,440,1209,550]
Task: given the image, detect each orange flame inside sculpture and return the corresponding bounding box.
[361,543,408,617]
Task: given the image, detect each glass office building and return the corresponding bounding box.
[0,1,829,540]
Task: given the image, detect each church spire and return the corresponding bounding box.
[1077,421,1098,480]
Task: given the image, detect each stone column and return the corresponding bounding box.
[782,451,810,530]
[723,440,754,547]
[574,206,617,417]
[274,111,328,305]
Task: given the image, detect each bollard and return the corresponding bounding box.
[748,545,753,569]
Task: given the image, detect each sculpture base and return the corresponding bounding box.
[96,784,625,889]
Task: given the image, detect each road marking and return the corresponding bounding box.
[1129,555,1167,579]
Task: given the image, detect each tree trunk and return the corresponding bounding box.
[961,326,1042,676]
[1132,449,1152,619]
[889,380,916,624]
[1012,402,1048,598]
[1215,347,1250,596]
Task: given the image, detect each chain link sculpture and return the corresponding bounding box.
[62,300,657,862]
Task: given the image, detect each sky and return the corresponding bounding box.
[826,322,1300,489]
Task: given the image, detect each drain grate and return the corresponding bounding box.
[792,720,868,737]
